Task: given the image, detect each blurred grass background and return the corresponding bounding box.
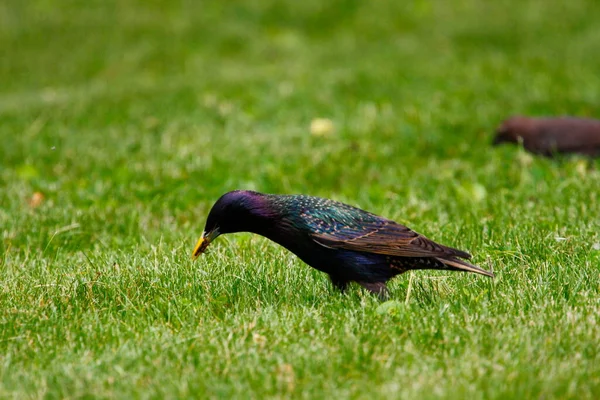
[1,0,600,398]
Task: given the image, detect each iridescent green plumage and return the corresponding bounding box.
[266,194,385,234]
[265,194,472,259]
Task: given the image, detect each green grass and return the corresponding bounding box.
[2,0,600,398]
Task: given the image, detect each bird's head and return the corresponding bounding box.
[493,116,533,145]
[192,190,267,259]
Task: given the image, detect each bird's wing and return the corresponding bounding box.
[303,210,471,259]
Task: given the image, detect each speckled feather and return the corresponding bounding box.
[264,194,471,260]
[196,191,494,297]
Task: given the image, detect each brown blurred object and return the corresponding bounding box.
[29,191,44,208]
[493,116,600,157]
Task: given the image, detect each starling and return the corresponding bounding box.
[193,190,494,297]
[493,116,600,157]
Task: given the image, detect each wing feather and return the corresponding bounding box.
[308,218,471,259]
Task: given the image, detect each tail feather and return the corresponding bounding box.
[436,257,494,278]
[440,245,472,260]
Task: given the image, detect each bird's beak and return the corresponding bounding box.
[192,229,219,259]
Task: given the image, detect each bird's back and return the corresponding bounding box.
[266,194,386,232]
[265,194,471,260]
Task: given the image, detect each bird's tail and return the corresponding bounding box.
[436,257,495,278]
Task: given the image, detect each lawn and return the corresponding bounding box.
[1,0,600,398]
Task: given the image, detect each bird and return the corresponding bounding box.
[192,190,494,297]
[493,116,600,157]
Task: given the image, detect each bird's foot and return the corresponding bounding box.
[329,275,350,293]
[358,281,389,301]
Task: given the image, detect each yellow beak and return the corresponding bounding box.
[192,237,210,259]
[192,229,219,259]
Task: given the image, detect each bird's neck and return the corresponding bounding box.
[237,197,307,248]
[244,214,303,249]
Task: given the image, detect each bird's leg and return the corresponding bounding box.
[329,275,350,293]
[358,281,389,300]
